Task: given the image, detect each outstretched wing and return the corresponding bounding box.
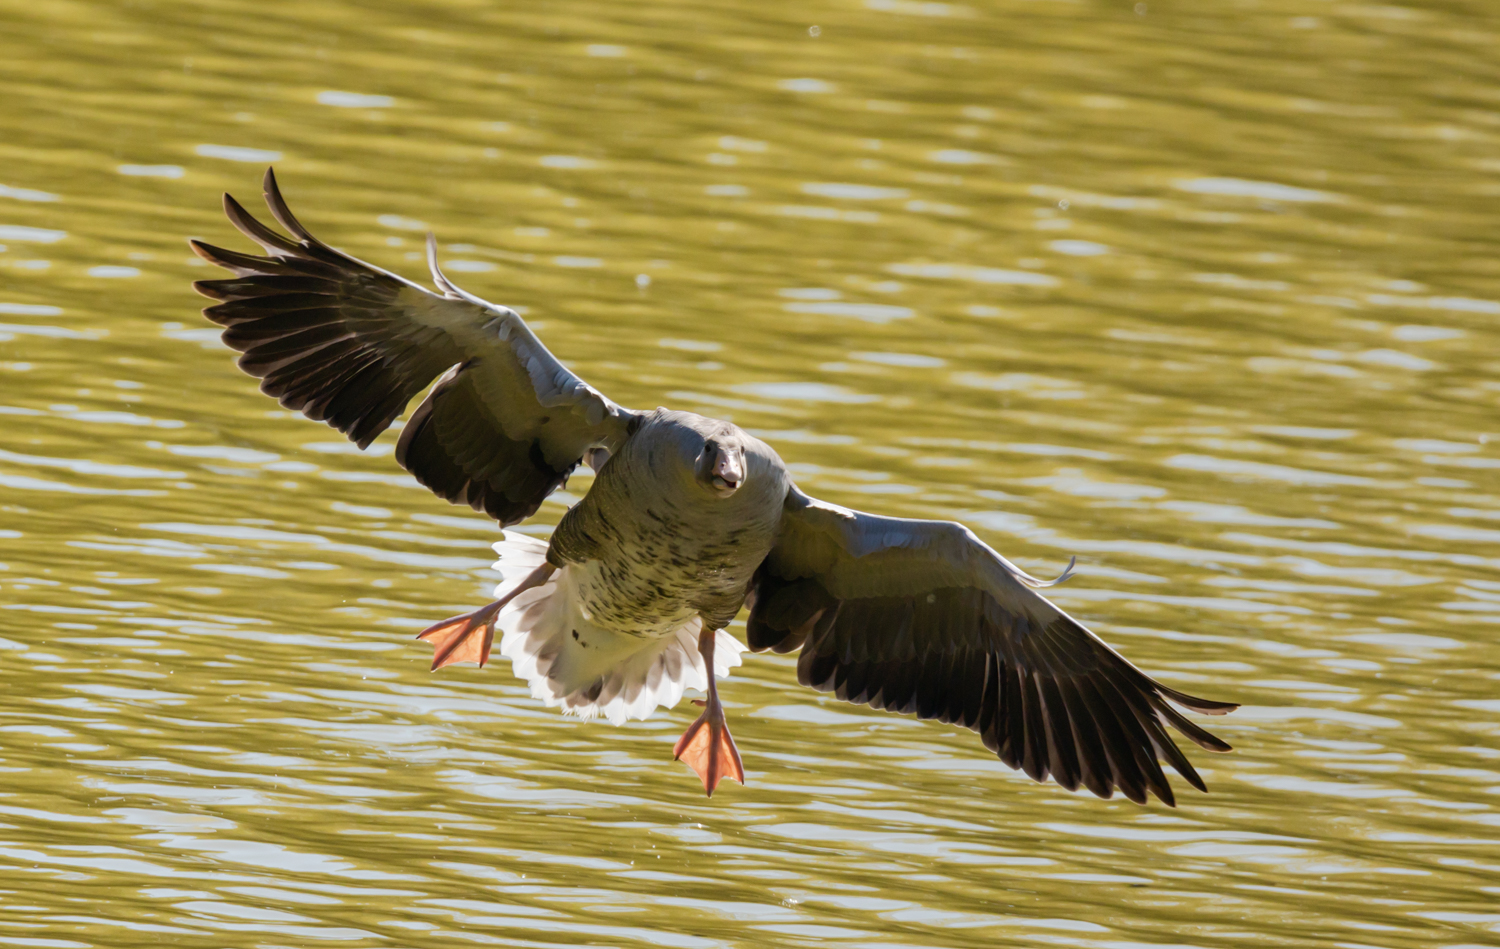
[190,168,638,526]
[748,486,1237,805]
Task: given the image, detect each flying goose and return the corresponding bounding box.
[190,169,1237,801]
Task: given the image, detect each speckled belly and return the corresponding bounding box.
[568,540,760,639]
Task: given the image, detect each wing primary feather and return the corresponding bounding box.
[1036,675,1082,792]
[220,319,347,353]
[1094,674,1176,805]
[1074,673,1139,800]
[1152,691,1235,753]
[940,650,977,726]
[319,359,401,435]
[978,653,1002,752]
[1104,675,1210,797]
[267,351,382,417]
[351,386,413,450]
[190,241,305,278]
[958,650,989,729]
[222,192,302,256]
[977,656,1001,753]
[196,274,334,301]
[241,338,356,384]
[1092,662,1234,754]
[1017,671,1051,783]
[1083,675,1152,805]
[1144,715,1210,794]
[1151,682,1240,716]
[210,297,346,325]
[1056,678,1114,799]
[1023,616,1097,791]
[261,167,326,247]
[995,660,1026,771]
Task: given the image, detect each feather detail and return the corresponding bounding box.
[489,532,745,725]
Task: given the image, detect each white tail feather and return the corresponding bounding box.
[489,532,744,725]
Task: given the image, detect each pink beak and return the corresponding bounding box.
[712,449,743,491]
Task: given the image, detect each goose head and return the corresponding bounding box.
[697,436,747,498]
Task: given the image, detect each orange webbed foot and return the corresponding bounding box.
[673,699,745,796]
[415,563,556,673]
[416,604,501,671]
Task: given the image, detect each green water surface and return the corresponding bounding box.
[1,0,1499,946]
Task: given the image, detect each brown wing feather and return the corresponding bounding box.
[191,168,637,524]
[394,363,573,524]
[749,486,1237,806]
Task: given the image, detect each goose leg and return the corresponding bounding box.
[672,626,745,796]
[416,563,556,671]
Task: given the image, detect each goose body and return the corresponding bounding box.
[192,170,1238,801]
[493,410,785,726]
[551,409,789,636]
[489,531,747,726]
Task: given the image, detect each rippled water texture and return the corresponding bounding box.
[2,0,1499,946]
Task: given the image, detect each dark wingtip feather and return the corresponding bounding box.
[223,191,301,255]
[1143,745,1179,805]
[262,166,320,245]
[192,275,267,303]
[1157,683,1239,715]
[1155,700,1235,753]
[1158,736,1210,793]
[190,239,264,277]
[191,270,239,300]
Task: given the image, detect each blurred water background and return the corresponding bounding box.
[1,0,1499,946]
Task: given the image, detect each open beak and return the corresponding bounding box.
[710,449,743,496]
